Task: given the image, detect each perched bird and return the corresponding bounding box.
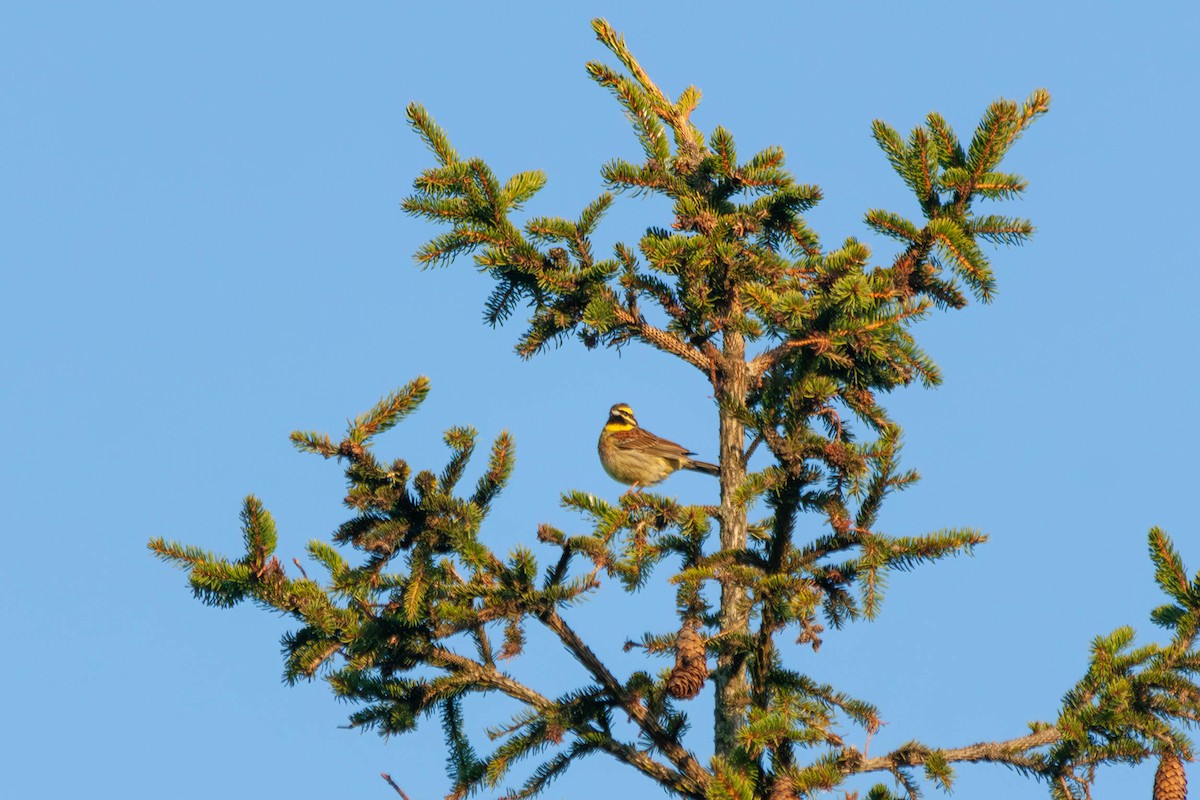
[597,403,719,491]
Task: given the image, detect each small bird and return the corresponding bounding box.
[597,403,719,491]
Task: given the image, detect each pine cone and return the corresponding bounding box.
[1155,754,1188,800]
[666,624,707,700]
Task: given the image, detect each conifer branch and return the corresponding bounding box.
[746,300,931,381]
[854,726,1062,773]
[590,19,703,161]
[595,740,701,798]
[539,609,711,794]
[745,337,825,380]
[611,305,714,374]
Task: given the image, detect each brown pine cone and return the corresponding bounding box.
[666,624,707,700]
[1155,754,1188,800]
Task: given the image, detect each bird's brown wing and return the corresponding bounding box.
[613,427,695,460]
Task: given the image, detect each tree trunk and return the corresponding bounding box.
[713,330,749,756]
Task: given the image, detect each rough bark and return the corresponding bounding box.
[713,330,750,756]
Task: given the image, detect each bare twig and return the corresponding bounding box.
[744,433,763,463]
[380,772,411,800]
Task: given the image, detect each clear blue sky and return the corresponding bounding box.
[2,3,1197,799]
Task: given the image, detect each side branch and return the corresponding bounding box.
[429,639,708,797]
[746,337,824,379]
[449,662,557,714]
[747,303,931,380]
[434,646,700,793]
[597,739,699,796]
[540,610,711,795]
[612,306,715,376]
[854,726,1061,773]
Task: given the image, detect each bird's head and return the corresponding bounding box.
[606,403,637,429]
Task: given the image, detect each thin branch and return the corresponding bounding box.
[743,433,763,463]
[431,641,701,794]
[748,304,930,379]
[423,645,563,715]
[474,623,496,668]
[747,337,825,378]
[854,726,1061,774]
[612,306,715,375]
[597,739,701,798]
[540,609,711,795]
[380,773,411,800]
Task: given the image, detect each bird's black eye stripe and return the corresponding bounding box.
[606,405,638,427]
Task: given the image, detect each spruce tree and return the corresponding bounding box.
[150,19,1198,800]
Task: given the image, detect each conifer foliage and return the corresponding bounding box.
[151,18,1196,800]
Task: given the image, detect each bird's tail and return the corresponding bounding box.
[685,459,719,477]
